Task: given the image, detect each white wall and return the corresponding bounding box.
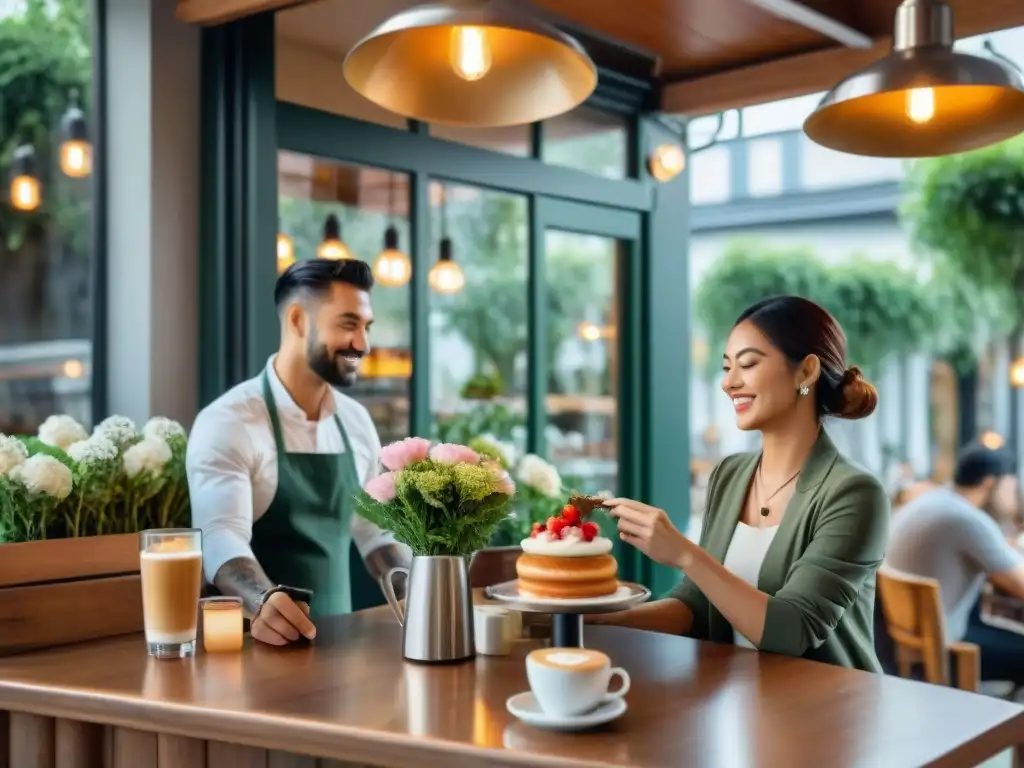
[104,0,200,427]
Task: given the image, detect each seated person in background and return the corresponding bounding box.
[594,296,890,674]
[884,442,1024,684]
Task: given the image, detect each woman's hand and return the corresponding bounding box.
[605,498,693,569]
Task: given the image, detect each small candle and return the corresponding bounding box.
[200,597,244,652]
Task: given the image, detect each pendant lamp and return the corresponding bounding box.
[803,0,1024,158]
[373,174,412,287]
[318,214,353,261]
[343,0,597,127]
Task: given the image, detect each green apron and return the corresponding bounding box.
[250,371,358,618]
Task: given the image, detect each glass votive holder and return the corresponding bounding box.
[199,597,244,653]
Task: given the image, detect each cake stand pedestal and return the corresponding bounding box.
[483,581,651,649]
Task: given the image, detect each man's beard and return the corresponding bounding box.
[307,338,362,388]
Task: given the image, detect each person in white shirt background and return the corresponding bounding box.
[187,259,411,647]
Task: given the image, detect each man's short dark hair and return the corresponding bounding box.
[274,259,374,312]
[954,442,1017,487]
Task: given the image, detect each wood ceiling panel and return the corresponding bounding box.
[534,0,856,74]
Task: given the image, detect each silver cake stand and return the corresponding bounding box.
[483,580,651,648]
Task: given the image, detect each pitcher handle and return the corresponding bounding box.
[382,566,409,626]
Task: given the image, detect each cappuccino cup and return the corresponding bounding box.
[525,647,630,717]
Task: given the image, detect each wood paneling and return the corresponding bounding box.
[158,734,207,768]
[176,0,306,24]
[9,713,54,768]
[0,535,138,588]
[111,728,157,768]
[0,575,143,657]
[0,711,8,768]
[55,720,105,768]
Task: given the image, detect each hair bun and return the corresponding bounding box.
[836,366,878,420]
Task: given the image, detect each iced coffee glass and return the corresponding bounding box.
[139,529,203,659]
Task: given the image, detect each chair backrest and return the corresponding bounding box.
[468,547,519,589]
[876,565,950,686]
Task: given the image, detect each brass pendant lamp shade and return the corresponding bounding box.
[343,0,598,127]
[804,0,1024,158]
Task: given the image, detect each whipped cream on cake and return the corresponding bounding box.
[520,527,613,557]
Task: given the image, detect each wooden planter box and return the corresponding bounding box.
[0,534,143,657]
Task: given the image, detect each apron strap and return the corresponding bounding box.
[332,413,358,476]
[261,370,288,452]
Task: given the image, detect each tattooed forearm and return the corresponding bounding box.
[363,544,412,598]
[213,556,275,615]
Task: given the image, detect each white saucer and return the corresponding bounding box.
[505,691,626,731]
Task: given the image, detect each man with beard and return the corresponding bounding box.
[883,442,1024,683]
[187,259,411,646]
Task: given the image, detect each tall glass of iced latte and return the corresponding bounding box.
[139,529,203,658]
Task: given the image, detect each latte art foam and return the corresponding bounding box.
[546,651,591,666]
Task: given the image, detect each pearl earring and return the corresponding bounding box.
[798,384,810,396]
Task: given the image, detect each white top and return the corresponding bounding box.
[721,522,779,649]
[186,356,403,583]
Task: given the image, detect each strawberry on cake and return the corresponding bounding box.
[515,501,619,599]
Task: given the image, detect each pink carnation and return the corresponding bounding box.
[364,471,398,503]
[429,443,481,464]
[493,469,516,496]
[380,437,431,471]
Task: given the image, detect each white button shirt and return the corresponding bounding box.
[187,357,402,583]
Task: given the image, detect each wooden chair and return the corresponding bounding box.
[876,565,980,692]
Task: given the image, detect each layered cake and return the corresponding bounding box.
[516,498,619,599]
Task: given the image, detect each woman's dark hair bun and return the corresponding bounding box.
[835,366,878,420]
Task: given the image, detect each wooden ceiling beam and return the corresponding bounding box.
[661,0,1024,116]
[175,0,313,25]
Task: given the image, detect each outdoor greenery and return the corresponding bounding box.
[0,0,93,345]
[900,135,1024,365]
[692,241,947,375]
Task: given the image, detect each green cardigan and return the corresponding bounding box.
[668,429,890,673]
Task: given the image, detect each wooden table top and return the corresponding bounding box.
[0,607,1022,768]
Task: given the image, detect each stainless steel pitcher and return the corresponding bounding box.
[382,555,475,663]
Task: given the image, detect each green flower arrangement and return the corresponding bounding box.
[357,438,516,556]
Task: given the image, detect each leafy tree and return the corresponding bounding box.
[900,135,1024,365]
[0,0,93,346]
[692,240,943,376]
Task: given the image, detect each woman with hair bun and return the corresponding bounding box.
[596,295,890,672]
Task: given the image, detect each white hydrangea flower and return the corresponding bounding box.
[9,454,73,500]
[94,415,138,448]
[516,453,562,497]
[37,415,88,452]
[143,417,186,442]
[68,436,119,466]
[477,433,516,467]
[123,437,172,479]
[0,434,28,476]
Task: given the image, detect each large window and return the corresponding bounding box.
[277,152,412,444]
[0,0,96,434]
[543,105,628,179]
[429,183,528,451]
[545,231,621,494]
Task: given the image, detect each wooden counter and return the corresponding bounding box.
[0,606,1022,768]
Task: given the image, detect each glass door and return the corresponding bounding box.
[532,199,643,580]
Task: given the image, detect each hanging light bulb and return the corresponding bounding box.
[374,226,411,287]
[9,145,41,212]
[1010,357,1024,388]
[428,237,465,295]
[648,143,686,182]
[450,26,492,82]
[59,90,91,178]
[317,214,353,260]
[277,232,295,273]
[905,87,936,124]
